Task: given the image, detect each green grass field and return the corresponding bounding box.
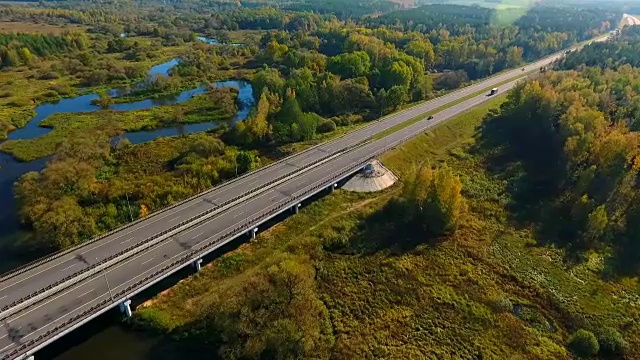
[132,94,640,358]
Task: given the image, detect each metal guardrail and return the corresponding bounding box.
[0,72,567,360]
[0,43,576,319]
[0,40,572,286]
[0,53,550,317]
[0,129,344,284]
[1,155,374,360]
[0,140,373,320]
[1,33,614,360]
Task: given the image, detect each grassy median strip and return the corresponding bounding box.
[372,73,528,141]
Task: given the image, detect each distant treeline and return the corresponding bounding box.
[559,26,640,69]
[0,32,89,68]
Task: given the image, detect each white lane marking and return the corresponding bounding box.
[0,57,552,336]
[5,292,111,351]
[233,212,243,218]
[141,258,155,266]
[5,240,177,324]
[120,237,132,244]
[191,232,203,240]
[60,264,77,272]
[0,296,6,300]
[1,200,209,291]
[2,59,441,292]
[6,222,289,349]
[76,289,94,299]
[0,89,508,346]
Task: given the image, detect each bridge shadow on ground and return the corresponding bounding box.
[34,181,353,360]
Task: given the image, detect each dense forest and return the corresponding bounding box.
[560,26,640,69]
[1,0,640,358]
[133,18,640,360]
[489,57,640,274]
[367,5,619,77]
[0,32,89,68]
[0,0,622,251]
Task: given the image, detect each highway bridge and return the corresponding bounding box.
[0,38,603,359]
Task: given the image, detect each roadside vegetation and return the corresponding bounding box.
[5,0,620,252]
[134,85,640,358]
[1,0,639,357]
[130,25,640,359]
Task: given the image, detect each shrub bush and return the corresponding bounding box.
[317,119,337,133]
[39,71,61,80]
[489,297,513,313]
[9,98,32,107]
[597,327,627,357]
[568,329,599,358]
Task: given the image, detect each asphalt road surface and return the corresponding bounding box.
[0,73,538,359]
[0,47,573,311]
[0,40,603,358]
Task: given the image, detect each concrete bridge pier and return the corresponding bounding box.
[329,183,337,193]
[193,258,203,272]
[119,299,132,317]
[25,356,34,360]
[248,227,258,239]
[292,203,301,214]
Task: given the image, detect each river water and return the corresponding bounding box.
[0,41,254,359]
[0,58,255,273]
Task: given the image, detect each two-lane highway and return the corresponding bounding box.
[1,74,531,358]
[0,34,611,358]
[0,45,572,314]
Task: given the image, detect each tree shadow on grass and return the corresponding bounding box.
[325,198,446,256]
[469,106,587,262]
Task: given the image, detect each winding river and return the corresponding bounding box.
[0,58,255,273]
[0,38,254,359]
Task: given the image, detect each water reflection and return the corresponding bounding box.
[0,58,254,265]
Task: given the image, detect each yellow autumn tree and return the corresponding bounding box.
[139,203,150,217]
[404,165,466,236]
[423,165,466,235]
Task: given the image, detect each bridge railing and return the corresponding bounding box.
[2,95,441,360]
[0,32,614,359]
[0,139,375,319]
[0,40,570,285]
[2,73,543,360]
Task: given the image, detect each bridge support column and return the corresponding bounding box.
[119,299,132,317]
[248,227,258,239]
[193,258,203,272]
[329,183,337,193]
[292,203,301,214]
[25,356,34,360]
